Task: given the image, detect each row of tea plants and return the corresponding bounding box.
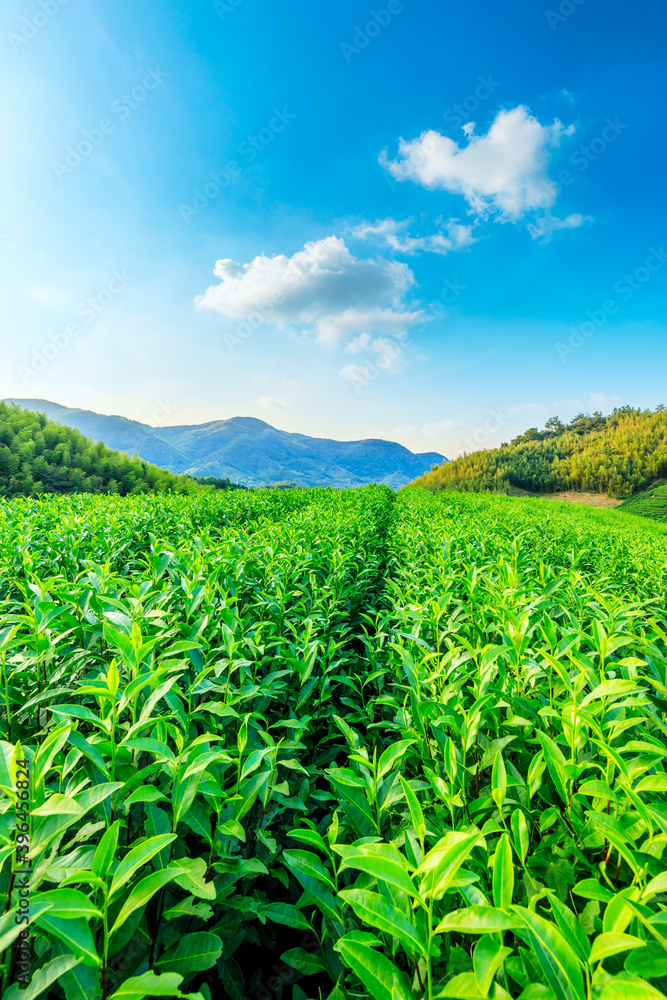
[1,487,667,999]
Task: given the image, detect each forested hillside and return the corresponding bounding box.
[0,403,199,496]
[414,404,667,496]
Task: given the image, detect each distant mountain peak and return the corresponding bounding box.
[3,399,446,489]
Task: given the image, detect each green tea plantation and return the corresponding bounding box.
[2,486,667,1000]
[619,481,667,522]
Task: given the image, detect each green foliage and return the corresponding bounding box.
[0,403,199,497]
[192,476,246,491]
[415,404,667,497]
[619,480,667,522]
[2,486,667,998]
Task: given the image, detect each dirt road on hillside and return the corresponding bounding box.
[541,491,623,508]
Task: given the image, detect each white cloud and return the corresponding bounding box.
[344,332,373,353]
[349,217,476,256]
[315,306,422,347]
[526,212,592,241]
[196,236,420,347]
[344,333,404,367]
[340,363,372,387]
[372,337,405,372]
[587,391,622,410]
[443,219,477,248]
[340,336,406,388]
[381,106,583,230]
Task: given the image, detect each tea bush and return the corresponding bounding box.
[1,486,667,999]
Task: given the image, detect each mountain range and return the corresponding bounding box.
[3,399,445,488]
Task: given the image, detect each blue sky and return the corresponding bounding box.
[1,0,665,458]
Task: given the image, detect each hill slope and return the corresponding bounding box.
[4,399,444,488]
[618,479,667,521]
[0,403,199,496]
[413,404,667,497]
